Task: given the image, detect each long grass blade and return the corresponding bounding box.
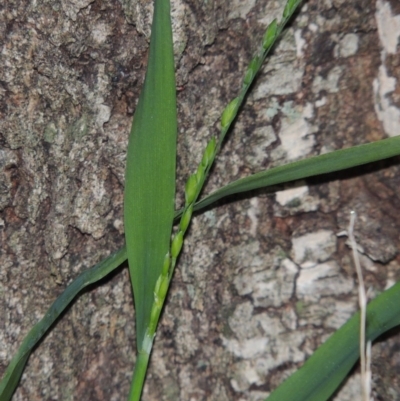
[265,280,400,401]
[0,247,127,401]
[124,0,177,351]
[192,136,400,213]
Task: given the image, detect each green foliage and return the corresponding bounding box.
[1,0,400,400]
[0,248,127,401]
[171,231,184,260]
[185,174,199,205]
[266,281,400,400]
[192,136,400,213]
[221,97,240,129]
[123,0,177,352]
[262,19,278,50]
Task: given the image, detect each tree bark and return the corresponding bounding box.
[1,0,400,400]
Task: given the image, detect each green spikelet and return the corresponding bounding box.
[262,19,278,50]
[221,97,239,129]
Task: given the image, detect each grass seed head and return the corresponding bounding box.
[185,174,198,205]
[243,57,259,86]
[283,0,300,19]
[221,97,239,129]
[157,276,169,301]
[180,204,194,233]
[262,19,278,50]
[154,275,162,296]
[196,164,205,184]
[171,231,184,259]
[162,252,170,277]
[202,136,216,167]
[150,301,160,324]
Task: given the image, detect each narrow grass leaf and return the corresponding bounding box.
[123,0,177,350]
[192,136,400,213]
[265,280,400,401]
[0,247,127,401]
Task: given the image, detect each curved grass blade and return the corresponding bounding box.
[192,136,400,213]
[265,280,400,401]
[124,0,177,351]
[0,247,127,401]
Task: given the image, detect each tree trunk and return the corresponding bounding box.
[1,0,400,400]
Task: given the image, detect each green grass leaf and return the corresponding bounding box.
[192,136,400,213]
[265,280,400,401]
[0,248,127,401]
[123,0,177,351]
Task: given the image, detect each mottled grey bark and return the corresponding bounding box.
[1,0,400,400]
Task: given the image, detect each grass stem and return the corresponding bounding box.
[128,349,151,401]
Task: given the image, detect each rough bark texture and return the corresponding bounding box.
[1,0,400,400]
